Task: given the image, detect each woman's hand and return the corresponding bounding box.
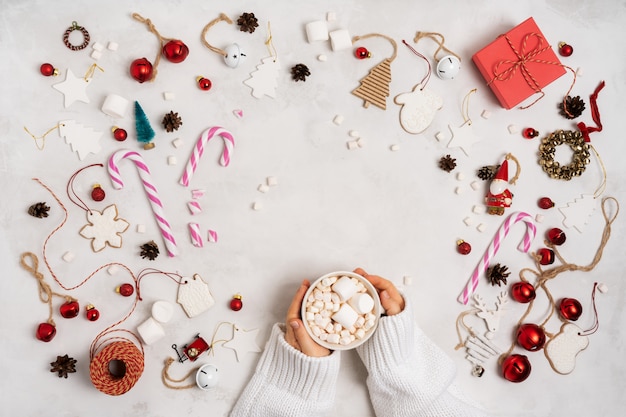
[354,268,405,316]
[284,279,331,357]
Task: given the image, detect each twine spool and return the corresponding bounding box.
[90,340,144,396]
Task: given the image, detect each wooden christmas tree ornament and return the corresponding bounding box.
[351,33,397,110]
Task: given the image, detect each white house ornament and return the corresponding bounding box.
[79,204,130,252]
[177,274,215,318]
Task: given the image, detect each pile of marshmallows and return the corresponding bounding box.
[304,275,377,347]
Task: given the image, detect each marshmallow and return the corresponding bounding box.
[163,92,175,101]
[326,11,336,21]
[329,29,352,51]
[481,110,491,119]
[403,276,413,286]
[107,265,118,275]
[535,213,544,223]
[347,140,359,150]
[258,184,269,193]
[62,251,75,262]
[333,115,344,125]
[473,205,486,214]
[349,130,360,138]
[267,176,278,186]
[252,202,263,210]
[90,50,102,60]
[172,138,183,148]
[92,42,104,51]
[332,304,359,328]
[457,172,465,181]
[151,300,174,323]
[464,216,473,226]
[305,21,329,43]
[327,333,340,344]
[390,144,400,151]
[355,328,366,339]
[107,41,118,51]
[348,293,374,314]
[508,124,519,134]
[318,54,328,62]
[332,276,359,301]
[597,283,608,293]
[470,181,480,190]
[477,223,487,232]
[435,131,446,141]
[136,224,146,233]
[101,94,130,118]
[137,317,165,345]
[167,155,177,165]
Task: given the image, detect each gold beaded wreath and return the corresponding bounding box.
[538,130,591,180]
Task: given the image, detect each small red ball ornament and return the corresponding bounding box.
[59,300,80,319]
[130,57,154,83]
[522,128,539,139]
[547,228,566,245]
[456,240,472,255]
[91,184,105,202]
[197,76,212,91]
[537,248,555,265]
[162,39,189,63]
[355,47,371,59]
[517,323,546,351]
[559,298,583,321]
[36,322,57,342]
[112,127,128,141]
[538,197,555,209]
[116,283,134,297]
[85,304,100,321]
[230,294,243,311]
[511,282,536,303]
[40,63,58,76]
[558,42,573,57]
[502,354,531,383]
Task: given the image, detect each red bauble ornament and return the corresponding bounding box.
[547,228,566,245]
[538,197,555,209]
[197,76,212,91]
[559,298,583,321]
[537,248,555,265]
[516,323,546,351]
[511,282,536,303]
[502,354,531,382]
[456,240,471,255]
[116,283,134,297]
[522,128,539,139]
[130,58,154,83]
[36,322,57,342]
[355,47,371,59]
[230,294,243,311]
[112,127,128,142]
[162,39,189,63]
[558,42,573,57]
[91,184,105,202]
[59,300,80,319]
[86,304,100,321]
[40,63,58,76]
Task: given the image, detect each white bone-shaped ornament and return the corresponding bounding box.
[177,274,215,318]
[544,323,589,374]
[394,84,443,134]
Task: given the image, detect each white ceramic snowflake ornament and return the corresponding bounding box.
[243,57,281,98]
[79,204,129,252]
[52,68,91,107]
[447,121,481,156]
[394,84,443,134]
[559,194,597,233]
[177,274,215,318]
[58,120,103,160]
[223,327,262,362]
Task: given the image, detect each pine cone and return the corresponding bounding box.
[438,155,456,172]
[486,263,510,286]
[559,95,585,119]
[291,64,310,82]
[162,111,182,132]
[237,12,259,33]
[477,165,499,181]
[28,202,50,218]
[140,240,160,261]
[50,354,77,378]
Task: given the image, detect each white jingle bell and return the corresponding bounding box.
[196,363,219,390]
[224,43,247,68]
[436,55,461,80]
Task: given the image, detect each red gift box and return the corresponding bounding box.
[472,17,566,110]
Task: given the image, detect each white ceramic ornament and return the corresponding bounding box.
[224,43,247,68]
[544,323,589,374]
[559,194,597,233]
[177,274,215,318]
[447,121,481,156]
[394,84,443,134]
[52,68,91,107]
[222,327,262,362]
[473,292,507,339]
[436,55,461,80]
[196,364,219,390]
[243,57,281,98]
[79,204,129,252]
[58,120,103,160]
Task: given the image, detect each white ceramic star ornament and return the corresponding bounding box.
[52,68,92,107]
[223,326,262,362]
[79,205,130,252]
[447,89,482,156]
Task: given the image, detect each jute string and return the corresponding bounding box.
[132,13,176,81]
[352,33,398,62]
[161,357,198,389]
[413,31,461,62]
[201,13,233,57]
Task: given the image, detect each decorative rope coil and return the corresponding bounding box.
[90,339,144,396]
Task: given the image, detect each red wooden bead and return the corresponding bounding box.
[117,283,134,297]
[197,77,212,91]
[36,322,56,342]
[163,39,189,63]
[538,197,555,209]
[547,228,566,245]
[59,300,80,319]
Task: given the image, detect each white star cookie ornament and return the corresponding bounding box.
[52,68,91,107]
[447,121,481,156]
[223,326,262,362]
[394,84,443,134]
[79,204,129,252]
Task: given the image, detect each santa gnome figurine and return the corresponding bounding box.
[485,153,520,215]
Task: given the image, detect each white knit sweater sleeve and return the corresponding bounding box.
[356,299,492,417]
[230,323,341,417]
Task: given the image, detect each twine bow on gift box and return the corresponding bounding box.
[489,32,575,112]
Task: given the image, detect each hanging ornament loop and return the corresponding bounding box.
[136,268,186,301]
[201,13,234,57]
[23,123,63,151]
[84,63,104,82]
[401,40,431,87]
[352,33,398,62]
[63,21,90,51]
[131,13,167,81]
[413,31,461,63]
[461,88,477,126]
[67,163,104,214]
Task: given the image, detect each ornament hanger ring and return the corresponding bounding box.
[63,21,90,51]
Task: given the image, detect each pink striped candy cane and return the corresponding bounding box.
[458,211,536,305]
[180,126,235,187]
[108,149,178,257]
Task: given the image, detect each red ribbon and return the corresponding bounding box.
[577,81,605,142]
